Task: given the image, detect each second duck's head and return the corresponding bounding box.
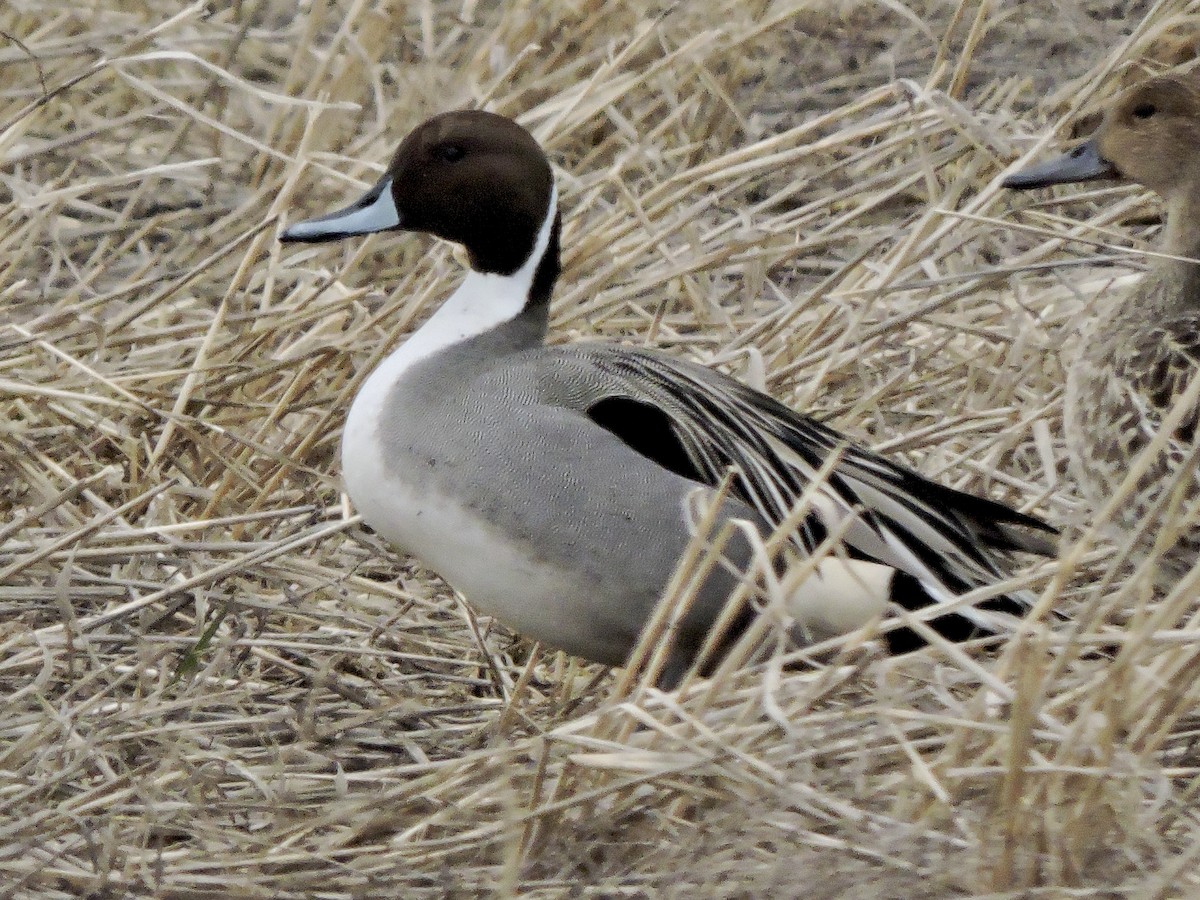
[282,110,556,277]
[1004,70,1200,199]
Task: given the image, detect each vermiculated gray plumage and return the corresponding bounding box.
[284,109,1055,687]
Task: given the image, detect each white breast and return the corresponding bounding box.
[340,183,557,539]
[341,371,630,661]
[338,275,521,562]
[336,188,615,650]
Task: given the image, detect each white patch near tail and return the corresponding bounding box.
[803,490,1019,631]
[784,557,893,639]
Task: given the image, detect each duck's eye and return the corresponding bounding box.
[435,144,465,162]
[1132,103,1157,120]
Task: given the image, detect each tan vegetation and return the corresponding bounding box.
[2,0,1199,896]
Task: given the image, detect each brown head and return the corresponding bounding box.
[1004,70,1200,199]
[282,110,556,276]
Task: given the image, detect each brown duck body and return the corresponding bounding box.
[1067,266,1200,574]
[1007,71,1200,576]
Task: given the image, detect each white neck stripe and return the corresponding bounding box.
[507,179,558,289]
[362,181,558,385]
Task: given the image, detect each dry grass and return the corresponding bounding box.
[4,0,1200,896]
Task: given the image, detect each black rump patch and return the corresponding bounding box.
[883,571,1025,652]
[586,395,705,484]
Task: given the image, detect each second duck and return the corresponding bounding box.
[1005,70,1200,579]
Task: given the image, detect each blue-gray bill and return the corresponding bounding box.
[281,175,401,243]
[1002,138,1117,190]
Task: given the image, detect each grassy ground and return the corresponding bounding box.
[3,0,1200,896]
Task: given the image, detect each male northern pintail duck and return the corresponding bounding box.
[1005,70,1200,578]
[282,110,1054,687]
